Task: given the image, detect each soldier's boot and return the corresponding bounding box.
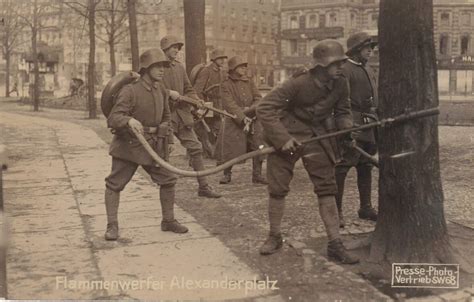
[252,158,268,185]
[335,169,348,228]
[191,153,222,198]
[104,188,120,241]
[318,195,359,264]
[219,167,232,184]
[260,196,285,255]
[160,185,188,233]
[356,165,377,221]
[327,239,360,264]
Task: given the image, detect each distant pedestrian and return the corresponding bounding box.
[215,55,267,185]
[9,81,19,96]
[104,48,188,241]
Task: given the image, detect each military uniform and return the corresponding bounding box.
[103,48,188,241]
[193,61,227,157]
[335,32,379,225]
[257,69,352,198]
[106,78,176,191]
[161,36,220,198]
[256,39,359,264]
[216,68,266,184]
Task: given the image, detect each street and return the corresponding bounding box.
[0,99,472,301]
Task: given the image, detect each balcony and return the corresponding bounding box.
[281,27,344,40]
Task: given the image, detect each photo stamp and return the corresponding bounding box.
[391,263,460,288]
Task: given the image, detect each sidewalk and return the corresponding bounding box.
[0,111,279,300]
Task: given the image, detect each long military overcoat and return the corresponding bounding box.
[215,73,264,163]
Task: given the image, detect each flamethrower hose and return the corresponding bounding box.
[130,107,439,177]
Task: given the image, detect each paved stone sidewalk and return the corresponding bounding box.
[0,112,278,300]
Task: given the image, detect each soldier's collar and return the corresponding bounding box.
[211,62,220,71]
[140,77,160,91]
[312,70,334,90]
[229,72,248,81]
[348,58,362,66]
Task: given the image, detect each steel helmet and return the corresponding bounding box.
[312,39,348,68]
[228,56,248,71]
[139,48,170,73]
[346,32,378,56]
[210,49,227,61]
[160,35,184,51]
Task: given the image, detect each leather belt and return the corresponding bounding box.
[142,126,158,133]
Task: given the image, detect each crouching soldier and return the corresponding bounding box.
[256,40,359,264]
[336,32,379,227]
[216,56,267,185]
[104,48,188,241]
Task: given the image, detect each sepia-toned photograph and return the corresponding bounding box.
[0,0,473,300]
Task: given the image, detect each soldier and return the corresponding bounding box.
[256,40,359,264]
[215,56,267,185]
[160,35,221,198]
[104,48,188,241]
[336,32,379,228]
[193,49,228,158]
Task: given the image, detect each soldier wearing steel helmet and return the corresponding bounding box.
[104,48,189,241]
[335,32,379,228]
[215,55,267,185]
[192,48,228,158]
[160,35,221,199]
[256,40,359,264]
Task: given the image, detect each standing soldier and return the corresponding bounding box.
[160,35,221,198]
[104,48,188,241]
[192,49,228,158]
[256,40,359,264]
[216,56,267,185]
[336,32,378,227]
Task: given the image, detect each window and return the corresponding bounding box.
[351,13,357,27]
[440,13,450,27]
[461,35,470,55]
[290,39,298,55]
[289,15,298,29]
[439,35,449,55]
[461,13,470,26]
[298,40,307,56]
[370,13,378,28]
[262,52,267,65]
[327,12,338,26]
[307,14,318,28]
[319,14,326,27]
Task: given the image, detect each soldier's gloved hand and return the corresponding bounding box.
[195,98,206,109]
[128,118,144,135]
[281,137,302,154]
[168,90,180,101]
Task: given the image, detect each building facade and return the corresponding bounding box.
[279,0,379,82]
[434,0,474,96]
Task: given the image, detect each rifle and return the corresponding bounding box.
[176,95,236,119]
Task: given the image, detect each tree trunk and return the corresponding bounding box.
[183,0,206,76]
[5,52,10,97]
[32,0,40,112]
[127,0,139,72]
[370,0,452,264]
[109,38,117,77]
[88,0,97,118]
